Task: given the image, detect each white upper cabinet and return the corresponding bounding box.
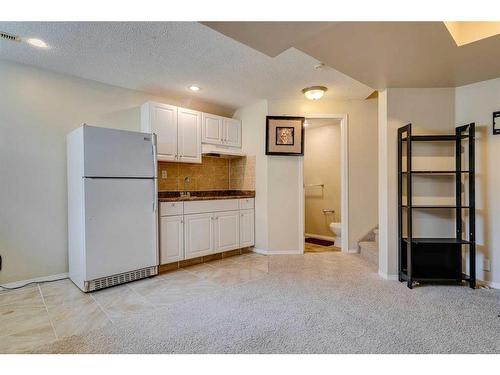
[202,113,223,145]
[202,113,241,148]
[141,102,178,161]
[223,118,242,148]
[177,107,202,163]
[141,102,201,164]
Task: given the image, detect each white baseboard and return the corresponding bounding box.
[0,272,69,290]
[347,248,360,254]
[378,270,399,281]
[252,248,302,255]
[480,280,500,289]
[305,233,336,241]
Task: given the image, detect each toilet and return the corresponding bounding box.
[329,222,342,246]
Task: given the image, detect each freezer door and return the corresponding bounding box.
[83,125,155,178]
[84,178,158,280]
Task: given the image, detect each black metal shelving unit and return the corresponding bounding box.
[397,123,476,289]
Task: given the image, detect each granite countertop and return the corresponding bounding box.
[158,190,255,202]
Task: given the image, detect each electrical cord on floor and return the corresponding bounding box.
[0,277,69,291]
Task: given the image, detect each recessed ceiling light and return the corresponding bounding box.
[26,38,48,49]
[302,86,328,100]
[189,85,201,92]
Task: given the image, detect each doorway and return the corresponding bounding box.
[299,114,349,253]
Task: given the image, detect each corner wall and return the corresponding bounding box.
[378,88,456,278]
[455,78,500,288]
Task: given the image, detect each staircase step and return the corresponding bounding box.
[359,241,378,267]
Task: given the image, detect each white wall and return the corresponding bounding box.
[378,88,456,278]
[0,60,233,284]
[235,98,378,253]
[233,100,269,252]
[267,98,379,251]
[455,78,500,288]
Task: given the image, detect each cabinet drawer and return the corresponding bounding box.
[239,198,254,210]
[160,201,184,216]
[184,199,239,214]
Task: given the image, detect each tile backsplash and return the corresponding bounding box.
[158,155,255,191]
[229,156,256,191]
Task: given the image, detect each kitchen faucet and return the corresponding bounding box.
[180,176,191,198]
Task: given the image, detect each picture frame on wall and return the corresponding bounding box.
[265,116,305,155]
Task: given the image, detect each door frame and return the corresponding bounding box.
[300,113,349,253]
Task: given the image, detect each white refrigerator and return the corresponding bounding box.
[67,125,158,292]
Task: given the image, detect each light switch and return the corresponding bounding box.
[161,170,168,179]
[482,258,491,272]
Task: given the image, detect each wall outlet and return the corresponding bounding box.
[161,170,168,179]
[482,258,491,272]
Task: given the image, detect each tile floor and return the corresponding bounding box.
[304,242,340,253]
[0,252,269,353]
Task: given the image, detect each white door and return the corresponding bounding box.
[84,178,157,280]
[215,210,240,252]
[202,113,223,145]
[223,118,242,148]
[160,215,184,264]
[178,107,201,163]
[150,103,178,161]
[184,212,214,259]
[83,126,155,178]
[240,209,255,247]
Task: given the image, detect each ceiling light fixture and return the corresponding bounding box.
[189,85,201,92]
[26,38,48,49]
[302,86,328,100]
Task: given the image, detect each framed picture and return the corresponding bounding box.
[266,116,305,155]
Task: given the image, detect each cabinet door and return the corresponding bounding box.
[240,209,255,248]
[215,210,240,252]
[159,215,184,264]
[202,113,223,145]
[223,118,242,148]
[184,212,214,259]
[178,107,202,163]
[148,103,178,161]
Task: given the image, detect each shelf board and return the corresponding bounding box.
[401,205,470,209]
[401,134,470,142]
[402,237,471,245]
[401,171,470,174]
[400,271,471,282]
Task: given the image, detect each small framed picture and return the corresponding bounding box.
[266,116,304,155]
[493,111,500,135]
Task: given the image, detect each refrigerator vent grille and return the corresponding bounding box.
[0,31,20,42]
[87,266,157,292]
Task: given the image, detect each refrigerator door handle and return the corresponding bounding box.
[152,133,157,178]
[152,133,158,213]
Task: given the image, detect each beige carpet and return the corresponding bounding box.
[34,253,500,354]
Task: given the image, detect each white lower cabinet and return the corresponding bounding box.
[159,215,184,264]
[239,209,255,247]
[159,198,255,264]
[184,212,215,259]
[215,210,240,251]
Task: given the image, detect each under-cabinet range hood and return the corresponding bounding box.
[202,144,245,158]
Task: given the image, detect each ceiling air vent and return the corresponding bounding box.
[0,31,21,43]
